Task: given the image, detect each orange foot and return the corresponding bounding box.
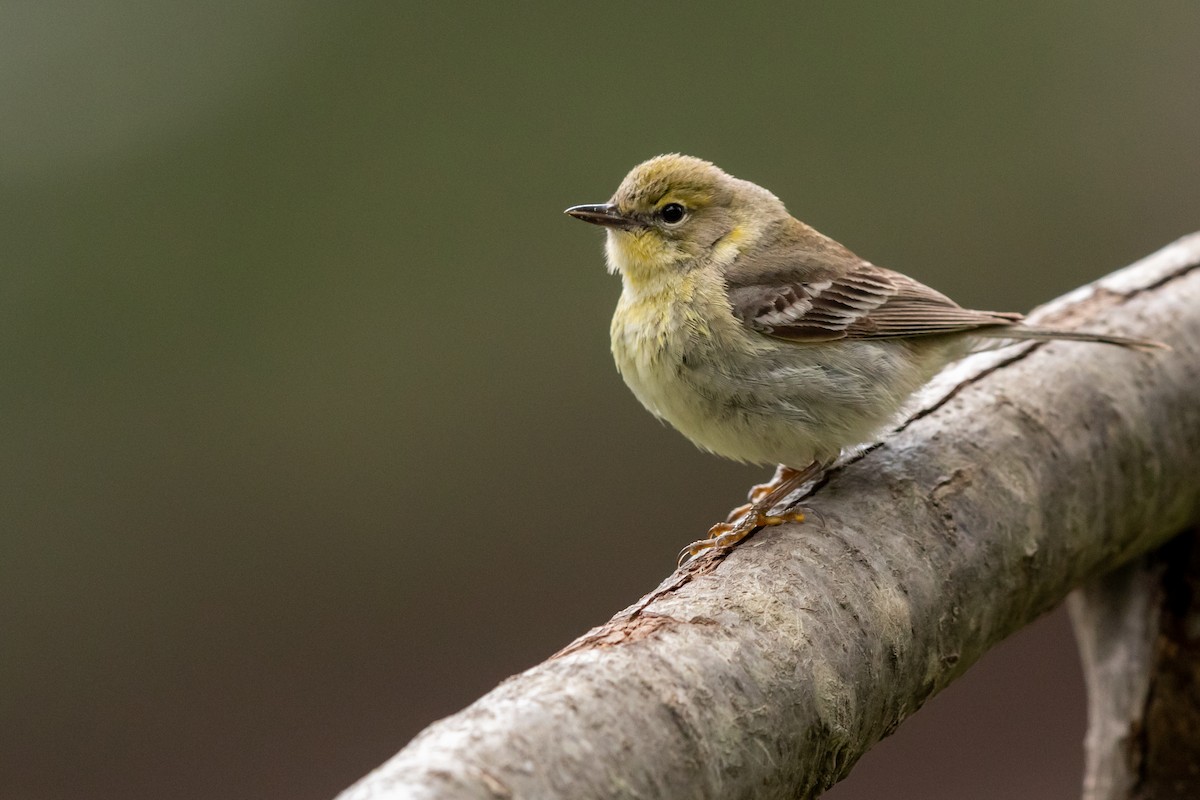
[676,460,830,567]
[677,508,807,565]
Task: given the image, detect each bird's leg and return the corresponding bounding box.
[718,463,817,530]
[720,464,801,523]
[678,460,829,565]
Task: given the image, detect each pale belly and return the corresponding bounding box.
[610,295,958,467]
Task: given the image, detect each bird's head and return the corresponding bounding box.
[565,154,786,287]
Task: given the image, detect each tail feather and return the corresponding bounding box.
[976,324,1168,352]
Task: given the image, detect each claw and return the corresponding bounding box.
[677,507,811,566]
[677,459,832,567]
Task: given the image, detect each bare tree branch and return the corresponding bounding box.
[1070,528,1200,800]
[339,234,1200,800]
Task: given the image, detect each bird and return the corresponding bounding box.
[565,154,1164,564]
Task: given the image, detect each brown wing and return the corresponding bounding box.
[727,262,1023,342]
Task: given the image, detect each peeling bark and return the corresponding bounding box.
[339,234,1200,800]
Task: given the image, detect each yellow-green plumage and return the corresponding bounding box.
[570,154,1162,470]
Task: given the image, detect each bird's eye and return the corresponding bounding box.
[659,203,687,225]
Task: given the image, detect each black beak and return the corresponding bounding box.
[564,203,640,230]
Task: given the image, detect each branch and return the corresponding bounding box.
[1069,528,1200,800]
[339,234,1200,800]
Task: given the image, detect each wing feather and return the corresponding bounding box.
[727,262,1022,342]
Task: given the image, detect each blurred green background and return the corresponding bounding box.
[2,3,1197,798]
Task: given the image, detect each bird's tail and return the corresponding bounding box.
[976,325,1169,353]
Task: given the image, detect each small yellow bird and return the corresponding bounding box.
[566,154,1162,563]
